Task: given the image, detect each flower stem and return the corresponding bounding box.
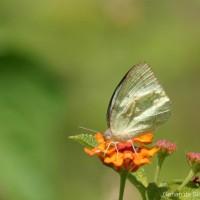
[119,171,127,200]
[154,155,165,184]
[177,169,195,191]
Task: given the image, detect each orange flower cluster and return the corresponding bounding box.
[84,132,159,172]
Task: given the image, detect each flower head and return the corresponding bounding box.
[84,132,159,172]
[155,139,177,155]
[187,152,200,173]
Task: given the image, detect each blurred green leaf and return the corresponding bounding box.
[0,48,66,200]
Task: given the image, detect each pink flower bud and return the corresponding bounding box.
[155,139,177,155]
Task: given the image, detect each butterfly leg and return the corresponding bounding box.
[128,140,139,158]
[114,142,119,162]
[104,142,119,163]
[104,142,113,156]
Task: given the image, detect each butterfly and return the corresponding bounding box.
[104,61,171,142]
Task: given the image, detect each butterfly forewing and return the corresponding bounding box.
[107,62,171,140]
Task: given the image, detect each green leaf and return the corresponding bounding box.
[69,134,98,149]
[131,168,148,187]
[150,180,200,200]
[168,179,183,186]
[176,186,200,200]
[146,183,169,200]
[161,181,200,200]
[127,169,147,200]
[0,49,66,200]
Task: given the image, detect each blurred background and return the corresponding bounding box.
[0,0,200,199]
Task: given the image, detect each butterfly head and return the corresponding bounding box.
[104,128,131,142]
[104,128,112,140]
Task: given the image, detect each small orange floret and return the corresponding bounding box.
[133,133,153,144]
[84,132,159,172]
[104,152,124,167]
[140,147,160,157]
[84,147,101,156]
[95,132,104,143]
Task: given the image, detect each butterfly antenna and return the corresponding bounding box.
[79,126,99,133]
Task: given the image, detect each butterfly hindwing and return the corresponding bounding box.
[106,61,171,139]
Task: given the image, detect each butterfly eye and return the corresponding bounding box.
[104,128,112,140]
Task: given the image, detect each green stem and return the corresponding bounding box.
[154,155,165,184]
[177,169,195,191]
[119,172,128,200]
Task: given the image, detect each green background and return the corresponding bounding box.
[0,0,200,199]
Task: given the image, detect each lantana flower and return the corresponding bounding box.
[154,139,177,183]
[177,152,200,191]
[187,152,200,173]
[84,132,159,172]
[155,139,177,155]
